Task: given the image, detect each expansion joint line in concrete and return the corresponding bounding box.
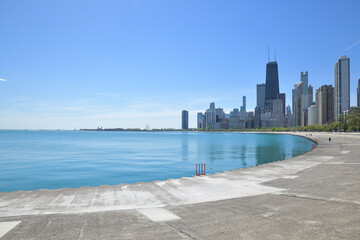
[278,192,360,206]
[167,222,205,240]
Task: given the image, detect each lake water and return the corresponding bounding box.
[0,130,313,192]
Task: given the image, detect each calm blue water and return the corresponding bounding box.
[0,130,313,192]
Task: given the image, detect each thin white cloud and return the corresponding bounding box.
[0,79,7,82]
[342,39,360,52]
[7,96,30,103]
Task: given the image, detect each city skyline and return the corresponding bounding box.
[196,55,354,130]
[0,1,360,129]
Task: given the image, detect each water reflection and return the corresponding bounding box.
[255,138,286,165]
[181,134,189,161]
[238,146,247,167]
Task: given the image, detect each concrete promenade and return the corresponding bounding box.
[0,132,359,239]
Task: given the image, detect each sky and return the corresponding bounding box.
[0,0,360,129]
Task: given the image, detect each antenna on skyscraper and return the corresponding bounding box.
[268,46,270,62]
[274,48,276,61]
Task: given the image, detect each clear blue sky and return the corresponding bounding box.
[1,0,359,129]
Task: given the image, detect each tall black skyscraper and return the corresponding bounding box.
[182,110,189,130]
[265,61,279,100]
[265,61,280,112]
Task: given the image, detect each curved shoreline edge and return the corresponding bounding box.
[0,132,358,218]
[1,132,313,193]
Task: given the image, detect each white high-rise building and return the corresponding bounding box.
[308,104,317,125]
[334,56,350,120]
[301,71,309,111]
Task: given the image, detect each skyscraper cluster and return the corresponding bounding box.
[196,100,253,129]
[289,56,351,127]
[184,55,357,130]
[291,71,313,127]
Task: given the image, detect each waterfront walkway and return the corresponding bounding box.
[0,132,359,239]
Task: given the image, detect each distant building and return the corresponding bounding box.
[285,105,292,127]
[230,108,239,116]
[308,85,313,106]
[182,110,189,130]
[264,61,280,113]
[239,109,247,121]
[246,111,254,129]
[308,104,317,125]
[316,85,334,125]
[292,82,303,126]
[240,96,246,111]
[357,79,360,108]
[277,93,286,115]
[261,112,271,128]
[215,108,225,122]
[200,102,228,130]
[205,102,216,128]
[301,71,309,111]
[300,71,312,126]
[301,110,308,127]
[272,98,284,114]
[285,105,291,116]
[294,97,302,127]
[272,98,286,127]
[254,106,261,128]
[259,58,286,127]
[202,114,207,128]
[229,115,242,129]
[257,83,266,114]
[334,56,350,120]
[197,112,203,129]
[290,71,313,127]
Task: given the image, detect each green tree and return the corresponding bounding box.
[348,108,360,131]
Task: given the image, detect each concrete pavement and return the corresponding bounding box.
[0,132,359,239]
